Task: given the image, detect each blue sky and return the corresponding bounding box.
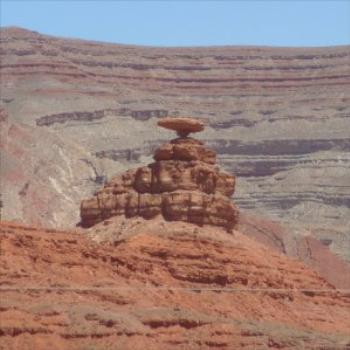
[1,1,349,47]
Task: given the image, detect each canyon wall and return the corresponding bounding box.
[1,27,349,261]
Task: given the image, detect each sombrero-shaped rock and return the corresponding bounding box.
[158,117,205,137]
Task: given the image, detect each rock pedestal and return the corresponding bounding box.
[80,117,238,230]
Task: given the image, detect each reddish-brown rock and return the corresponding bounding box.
[1,221,350,350]
[154,138,216,164]
[80,120,238,230]
[157,117,204,137]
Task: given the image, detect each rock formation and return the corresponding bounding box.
[157,116,204,137]
[80,118,238,230]
[1,27,349,264]
[1,28,350,350]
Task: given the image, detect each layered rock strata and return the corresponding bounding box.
[1,221,350,350]
[1,27,349,263]
[80,119,238,230]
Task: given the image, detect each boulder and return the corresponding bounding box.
[157,117,205,137]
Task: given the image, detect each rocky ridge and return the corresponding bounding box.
[80,118,238,230]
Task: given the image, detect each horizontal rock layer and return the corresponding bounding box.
[1,221,350,350]
[1,27,349,261]
[82,190,237,230]
[154,137,216,164]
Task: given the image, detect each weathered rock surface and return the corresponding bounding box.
[154,137,217,164]
[1,221,350,350]
[1,27,349,263]
[80,134,238,230]
[0,107,100,227]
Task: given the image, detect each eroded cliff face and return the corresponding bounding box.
[0,108,100,226]
[0,27,349,261]
[1,221,350,350]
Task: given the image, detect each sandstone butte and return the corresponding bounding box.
[1,118,350,350]
[80,117,238,231]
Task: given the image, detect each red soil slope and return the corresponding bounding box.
[237,213,350,289]
[1,221,349,349]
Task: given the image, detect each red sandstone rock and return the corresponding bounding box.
[154,139,216,164]
[1,221,350,350]
[80,130,237,230]
[157,117,205,137]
